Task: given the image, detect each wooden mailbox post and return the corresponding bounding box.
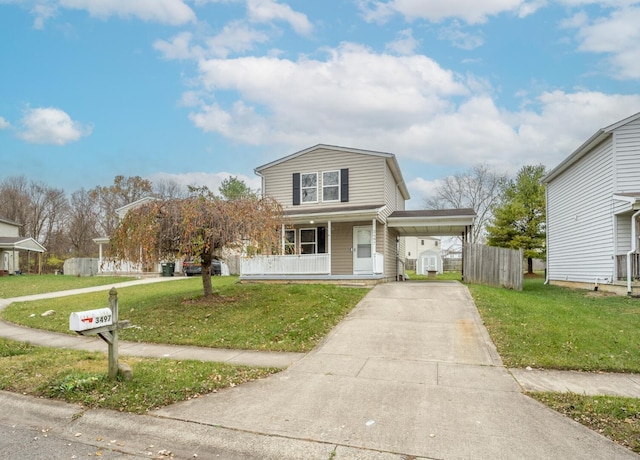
[69,288,131,380]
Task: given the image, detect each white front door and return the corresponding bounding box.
[353,226,373,273]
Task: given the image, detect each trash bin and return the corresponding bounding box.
[161,262,175,277]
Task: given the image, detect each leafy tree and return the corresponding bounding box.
[109,193,284,297]
[424,164,508,243]
[218,176,255,200]
[486,164,546,274]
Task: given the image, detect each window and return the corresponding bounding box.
[322,171,340,202]
[421,240,424,246]
[301,173,317,203]
[300,228,317,254]
[284,229,296,254]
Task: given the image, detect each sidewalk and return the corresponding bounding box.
[0,276,304,369]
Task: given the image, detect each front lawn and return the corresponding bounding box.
[2,277,369,353]
[0,337,276,414]
[469,276,640,373]
[0,274,137,298]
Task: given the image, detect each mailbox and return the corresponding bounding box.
[69,308,113,332]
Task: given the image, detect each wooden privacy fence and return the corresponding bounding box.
[464,244,523,290]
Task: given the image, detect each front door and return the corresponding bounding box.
[353,226,373,273]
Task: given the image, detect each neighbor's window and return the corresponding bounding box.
[284,229,296,254]
[301,173,318,203]
[322,170,340,202]
[300,228,317,254]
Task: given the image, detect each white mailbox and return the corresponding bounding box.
[69,308,113,332]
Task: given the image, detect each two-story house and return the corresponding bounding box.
[0,217,46,275]
[240,144,476,283]
[543,111,640,294]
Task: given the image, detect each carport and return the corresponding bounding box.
[387,208,476,278]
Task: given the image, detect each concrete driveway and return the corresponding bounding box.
[155,282,637,459]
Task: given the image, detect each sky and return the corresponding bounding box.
[1,0,639,209]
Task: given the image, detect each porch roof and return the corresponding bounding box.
[387,209,476,237]
[0,237,46,253]
[284,204,386,223]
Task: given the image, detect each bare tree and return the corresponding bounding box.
[424,164,508,243]
[0,176,31,235]
[67,188,100,256]
[153,178,189,200]
[90,175,153,237]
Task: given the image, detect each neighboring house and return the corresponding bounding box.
[0,217,46,275]
[543,111,640,294]
[242,144,476,283]
[404,236,441,271]
[94,196,163,275]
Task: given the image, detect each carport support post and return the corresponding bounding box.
[108,288,119,380]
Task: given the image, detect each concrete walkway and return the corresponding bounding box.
[1,279,640,458]
[153,282,638,459]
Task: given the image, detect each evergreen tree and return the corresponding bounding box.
[486,165,546,274]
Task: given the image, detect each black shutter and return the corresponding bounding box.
[317,226,326,254]
[293,173,300,205]
[340,168,349,202]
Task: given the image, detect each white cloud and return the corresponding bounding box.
[185,43,640,175]
[58,0,196,25]
[154,32,202,60]
[146,171,261,194]
[247,0,312,35]
[0,116,10,129]
[385,28,419,55]
[359,0,542,24]
[17,107,92,145]
[437,21,485,50]
[564,6,640,79]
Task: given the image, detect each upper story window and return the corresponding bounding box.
[301,173,317,203]
[293,169,348,206]
[322,171,340,202]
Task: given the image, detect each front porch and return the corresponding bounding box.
[240,252,385,282]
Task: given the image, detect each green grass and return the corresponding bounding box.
[0,274,137,298]
[469,275,640,373]
[530,392,640,454]
[405,270,462,281]
[2,276,369,352]
[0,337,276,414]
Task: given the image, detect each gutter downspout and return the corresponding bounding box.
[626,209,640,295]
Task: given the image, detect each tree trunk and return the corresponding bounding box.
[201,254,214,297]
[527,257,533,274]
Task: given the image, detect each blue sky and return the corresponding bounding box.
[1,0,639,209]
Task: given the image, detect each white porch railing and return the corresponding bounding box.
[241,254,331,275]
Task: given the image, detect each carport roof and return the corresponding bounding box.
[0,237,46,253]
[387,209,476,237]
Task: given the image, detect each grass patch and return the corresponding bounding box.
[405,270,462,281]
[468,276,640,373]
[530,392,640,454]
[0,274,137,298]
[0,337,277,414]
[2,277,369,353]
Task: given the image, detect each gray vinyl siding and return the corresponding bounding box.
[382,163,402,218]
[260,148,385,210]
[547,139,616,283]
[384,225,399,279]
[614,118,640,193]
[0,221,19,237]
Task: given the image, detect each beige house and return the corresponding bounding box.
[241,144,475,283]
[0,217,46,275]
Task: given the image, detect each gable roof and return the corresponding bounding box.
[0,237,46,252]
[115,196,158,219]
[543,111,640,184]
[255,144,410,200]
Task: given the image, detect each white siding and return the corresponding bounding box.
[614,118,640,193]
[547,139,616,283]
[616,213,633,254]
[0,221,20,237]
[260,148,386,210]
